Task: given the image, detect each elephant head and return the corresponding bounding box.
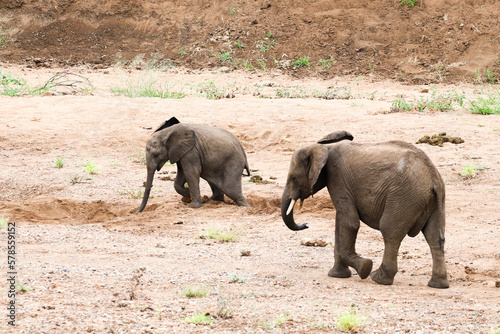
[281,131,354,231]
[138,117,195,212]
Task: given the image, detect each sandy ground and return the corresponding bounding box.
[0,66,499,333]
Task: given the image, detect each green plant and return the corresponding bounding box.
[17,283,28,293]
[319,56,335,70]
[257,59,267,71]
[111,78,186,99]
[256,38,278,53]
[401,0,417,6]
[118,189,144,199]
[234,40,245,49]
[84,161,100,175]
[0,26,9,49]
[241,59,255,70]
[54,156,64,169]
[468,89,500,115]
[215,50,233,64]
[179,47,188,58]
[489,327,500,334]
[292,55,311,68]
[336,307,364,333]
[0,216,8,229]
[485,69,497,84]
[391,96,414,112]
[182,286,208,298]
[197,80,232,99]
[229,5,236,15]
[200,226,242,242]
[460,162,485,179]
[184,313,213,325]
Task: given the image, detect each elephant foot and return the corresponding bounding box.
[210,195,225,202]
[328,266,352,278]
[428,277,449,289]
[354,258,373,279]
[370,266,394,285]
[189,201,203,208]
[236,200,250,207]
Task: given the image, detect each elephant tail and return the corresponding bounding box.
[244,162,251,176]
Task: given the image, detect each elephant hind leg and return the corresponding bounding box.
[423,209,449,289]
[220,173,249,207]
[208,182,225,202]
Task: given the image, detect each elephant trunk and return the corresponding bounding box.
[138,166,155,212]
[281,193,309,231]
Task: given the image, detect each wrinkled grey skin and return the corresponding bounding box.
[281,131,449,288]
[138,117,250,212]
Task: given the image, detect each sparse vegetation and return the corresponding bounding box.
[84,161,100,175]
[336,307,365,333]
[256,35,278,53]
[111,77,186,99]
[460,162,485,179]
[0,216,8,229]
[196,80,235,99]
[0,26,9,49]
[130,152,147,165]
[234,40,245,49]
[240,249,251,256]
[468,88,500,115]
[319,56,335,70]
[54,156,64,168]
[182,286,208,298]
[184,313,213,325]
[199,226,242,242]
[228,273,247,283]
[215,293,234,319]
[0,68,53,96]
[228,5,236,16]
[401,0,417,7]
[292,56,311,68]
[70,174,84,185]
[117,189,144,199]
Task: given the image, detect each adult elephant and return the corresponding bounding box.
[281,131,449,288]
[138,117,250,212]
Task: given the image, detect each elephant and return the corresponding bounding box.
[281,131,449,288]
[138,117,250,212]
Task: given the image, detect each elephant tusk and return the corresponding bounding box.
[299,199,304,210]
[286,199,296,216]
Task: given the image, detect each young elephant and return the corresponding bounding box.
[138,117,250,212]
[281,131,449,288]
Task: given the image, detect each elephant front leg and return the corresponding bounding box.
[173,166,190,198]
[331,211,373,279]
[179,163,202,208]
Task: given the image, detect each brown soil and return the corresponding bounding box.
[0,65,499,333]
[1,0,500,83]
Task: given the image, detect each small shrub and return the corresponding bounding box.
[391,96,414,112]
[215,293,234,319]
[54,156,64,168]
[234,40,245,49]
[292,56,311,68]
[228,5,236,15]
[84,161,100,175]
[111,79,186,99]
[401,0,417,7]
[184,313,213,325]
[336,307,364,333]
[240,249,251,256]
[460,163,485,179]
[319,56,335,70]
[200,226,241,242]
[182,286,208,298]
[228,273,247,283]
[0,26,9,49]
[468,89,500,115]
[118,189,144,199]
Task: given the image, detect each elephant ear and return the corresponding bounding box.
[154,117,181,133]
[165,124,196,164]
[318,131,354,144]
[306,145,329,190]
